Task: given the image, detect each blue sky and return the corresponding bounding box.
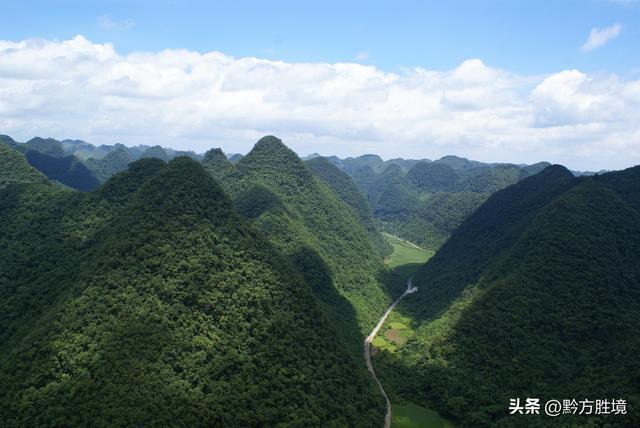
[3,0,639,74]
[0,0,639,169]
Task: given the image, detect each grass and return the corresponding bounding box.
[383,233,434,270]
[375,312,414,352]
[391,402,456,428]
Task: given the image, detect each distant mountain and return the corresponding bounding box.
[0,135,214,186]
[22,137,66,157]
[85,144,134,182]
[0,142,49,188]
[227,153,244,163]
[23,150,101,191]
[140,145,170,162]
[376,164,640,427]
[305,156,392,258]
[406,161,459,192]
[4,137,101,191]
[0,155,384,426]
[324,153,552,250]
[202,147,235,181]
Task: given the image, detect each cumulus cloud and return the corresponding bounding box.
[0,35,638,170]
[581,24,622,52]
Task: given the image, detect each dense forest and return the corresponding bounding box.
[202,136,391,341]
[0,135,201,192]
[374,165,640,427]
[319,153,553,250]
[0,141,384,426]
[2,132,638,427]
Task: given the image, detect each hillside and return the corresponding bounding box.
[202,147,235,181]
[0,156,384,426]
[334,155,553,250]
[305,156,391,258]
[208,136,391,339]
[0,142,49,187]
[375,165,640,427]
[85,144,135,182]
[24,150,101,191]
[1,135,205,186]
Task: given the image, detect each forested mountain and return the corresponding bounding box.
[1,135,205,186]
[202,147,235,181]
[305,156,391,258]
[0,142,50,187]
[140,145,171,162]
[322,153,552,250]
[85,144,135,182]
[0,151,384,426]
[2,137,101,191]
[203,137,390,341]
[23,150,101,191]
[375,164,640,427]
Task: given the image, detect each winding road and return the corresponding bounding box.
[365,277,418,428]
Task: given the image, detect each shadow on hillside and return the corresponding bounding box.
[291,246,368,353]
[0,183,93,344]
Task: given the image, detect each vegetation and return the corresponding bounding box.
[375,232,451,428]
[383,234,433,270]
[0,154,384,426]
[139,145,170,162]
[2,135,204,187]
[327,154,552,250]
[392,402,455,428]
[85,145,134,182]
[202,147,235,181]
[24,150,101,191]
[206,136,391,339]
[0,142,49,187]
[375,165,640,427]
[306,156,391,257]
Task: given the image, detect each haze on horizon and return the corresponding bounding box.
[1,0,639,171]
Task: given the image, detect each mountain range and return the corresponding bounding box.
[0,133,637,427]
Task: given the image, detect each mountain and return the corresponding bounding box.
[22,137,66,157]
[331,154,554,250]
[0,155,384,426]
[23,149,101,191]
[0,135,18,148]
[85,144,134,182]
[140,145,170,162]
[227,153,244,163]
[208,136,390,338]
[327,154,386,175]
[0,142,49,187]
[406,161,459,192]
[375,165,640,427]
[60,139,111,160]
[305,156,391,258]
[202,147,235,181]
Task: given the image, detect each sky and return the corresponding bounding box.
[1,0,639,170]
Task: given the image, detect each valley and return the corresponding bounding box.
[1,135,638,427]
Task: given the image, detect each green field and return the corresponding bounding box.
[391,402,456,428]
[383,233,434,298]
[383,233,433,270]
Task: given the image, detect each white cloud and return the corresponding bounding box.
[581,24,622,52]
[0,35,638,170]
[98,15,134,31]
